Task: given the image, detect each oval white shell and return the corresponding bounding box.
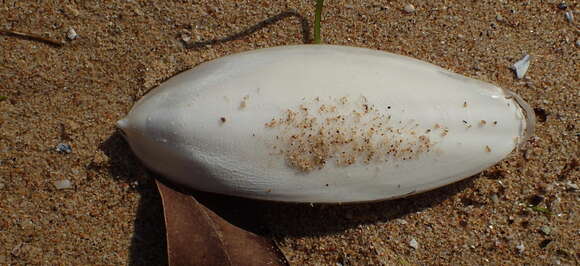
[118,45,534,203]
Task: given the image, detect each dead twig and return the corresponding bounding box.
[183,10,311,49]
[0,29,65,47]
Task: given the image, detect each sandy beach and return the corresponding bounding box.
[1,1,578,265]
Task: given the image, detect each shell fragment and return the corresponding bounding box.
[511,54,531,80]
[118,45,534,203]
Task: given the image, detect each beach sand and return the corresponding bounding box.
[0,0,578,265]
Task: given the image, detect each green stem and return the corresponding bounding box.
[314,0,324,44]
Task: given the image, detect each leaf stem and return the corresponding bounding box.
[314,0,324,44]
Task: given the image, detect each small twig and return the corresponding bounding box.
[0,29,65,47]
[183,10,311,49]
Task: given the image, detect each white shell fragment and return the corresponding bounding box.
[409,239,419,249]
[564,11,574,23]
[403,4,416,13]
[118,45,534,203]
[511,54,531,80]
[67,28,78,40]
[54,179,72,190]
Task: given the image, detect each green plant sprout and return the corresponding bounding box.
[529,206,552,215]
[314,0,324,44]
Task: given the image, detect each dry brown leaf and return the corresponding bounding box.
[156,180,288,266]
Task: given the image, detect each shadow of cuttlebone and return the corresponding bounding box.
[262,177,477,238]
[99,132,167,266]
[102,129,477,265]
[166,175,477,239]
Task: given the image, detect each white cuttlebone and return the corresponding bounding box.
[117,45,534,203]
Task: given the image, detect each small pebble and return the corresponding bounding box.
[11,243,23,257]
[557,3,568,10]
[564,11,574,23]
[564,181,578,191]
[181,32,192,44]
[508,216,515,224]
[395,219,408,225]
[409,238,419,249]
[403,4,416,13]
[539,183,554,193]
[540,225,551,235]
[65,4,80,17]
[576,39,580,47]
[133,6,144,16]
[54,179,72,190]
[490,194,499,203]
[67,28,78,40]
[516,243,525,253]
[56,143,72,153]
[495,14,504,22]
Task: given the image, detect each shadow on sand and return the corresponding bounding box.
[102,129,478,265]
[101,9,478,265]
